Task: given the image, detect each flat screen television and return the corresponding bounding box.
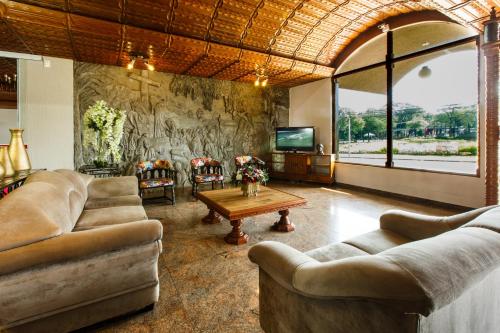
[276,127,315,152]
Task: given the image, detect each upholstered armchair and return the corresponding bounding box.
[190,157,224,196]
[234,155,266,185]
[136,159,177,204]
[249,206,500,333]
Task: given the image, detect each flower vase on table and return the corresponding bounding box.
[237,165,268,197]
[242,182,260,197]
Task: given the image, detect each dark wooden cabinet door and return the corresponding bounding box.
[285,154,308,175]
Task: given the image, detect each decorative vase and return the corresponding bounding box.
[8,129,31,172]
[0,160,4,180]
[0,146,15,177]
[241,182,260,197]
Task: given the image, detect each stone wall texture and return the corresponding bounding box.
[74,62,289,185]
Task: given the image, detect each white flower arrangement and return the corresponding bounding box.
[83,100,126,166]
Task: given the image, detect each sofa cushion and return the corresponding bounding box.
[380,227,500,314]
[0,183,67,251]
[461,207,500,233]
[344,229,412,254]
[87,176,139,199]
[305,242,368,262]
[54,169,93,201]
[84,195,142,210]
[25,171,86,229]
[74,206,148,230]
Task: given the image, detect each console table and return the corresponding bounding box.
[79,164,121,178]
[0,169,43,199]
[269,153,335,184]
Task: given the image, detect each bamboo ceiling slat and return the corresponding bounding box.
[0,0,495,87]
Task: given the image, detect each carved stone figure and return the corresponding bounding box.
[74,62,289,183]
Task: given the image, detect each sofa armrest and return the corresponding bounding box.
[248,241,317,290]
[0,220,162,276]
[249,241,427,311]
[87,176,139,198]
[380,206,497,240]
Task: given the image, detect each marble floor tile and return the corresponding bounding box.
[87,181,459,332]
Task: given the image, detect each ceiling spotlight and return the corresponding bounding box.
[254,64,269,88]
[126,53,155,71]
[418,65,432,79]
[378,23,390,33]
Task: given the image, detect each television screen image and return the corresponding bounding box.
[276,127,315,151]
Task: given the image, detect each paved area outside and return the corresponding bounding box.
[339,154,477,174]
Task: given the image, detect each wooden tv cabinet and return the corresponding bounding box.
[269,152,334,184]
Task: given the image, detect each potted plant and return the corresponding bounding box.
[83,100,126,168]
[237,165,268,197]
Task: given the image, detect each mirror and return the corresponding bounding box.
[0,57,18,144]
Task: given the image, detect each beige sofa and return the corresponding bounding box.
[0,170,163,333]
[249,206,500,333]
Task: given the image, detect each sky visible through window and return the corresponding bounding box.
[340,50,477,114]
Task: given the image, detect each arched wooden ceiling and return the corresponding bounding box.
[0,0,496,87]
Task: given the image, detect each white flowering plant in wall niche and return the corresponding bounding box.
[83,100,126,167]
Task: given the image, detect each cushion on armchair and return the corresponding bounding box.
[139,177,174,189]
[194,174,224,183]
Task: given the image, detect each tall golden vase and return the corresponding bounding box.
[8,129,31,172]
[0,159,5,180]
[0,146,15,177]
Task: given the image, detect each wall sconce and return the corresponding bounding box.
[254,64,268,87]
[127,53,154,71]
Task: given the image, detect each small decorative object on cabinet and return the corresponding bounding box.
[0,161,4,180]
[316,143,325,155]
[0,145,15,177]
[270,152,334,184]
[8,128,31,172]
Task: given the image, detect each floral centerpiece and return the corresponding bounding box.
[83,100,127,168]
[235,165,268,197]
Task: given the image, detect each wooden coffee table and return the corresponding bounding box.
[196,186,307,245]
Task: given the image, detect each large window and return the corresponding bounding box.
[334,21,479,175]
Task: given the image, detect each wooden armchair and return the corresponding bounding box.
[136,159,177,204]
[190,157,224,196]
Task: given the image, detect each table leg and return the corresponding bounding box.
[224,219,249,245]
[271,209,295,232]
[202,208,222,224]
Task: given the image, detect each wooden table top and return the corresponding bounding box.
[196,186,307,220]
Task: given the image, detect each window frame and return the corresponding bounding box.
[332,33,481,177]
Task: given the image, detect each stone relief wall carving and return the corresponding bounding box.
[74,62,289,185]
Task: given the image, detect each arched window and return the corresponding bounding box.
[334,20,479,175]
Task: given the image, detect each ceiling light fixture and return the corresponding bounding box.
[254,64,269,88]
[418,65,432,79]
[126,53,155,71]
[378,23,390,33]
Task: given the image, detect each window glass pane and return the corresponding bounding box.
[393,21,476,57]
[392,41,478,174]
[336,34,386,74]
[0,57,18,144]
[337,66,387,166]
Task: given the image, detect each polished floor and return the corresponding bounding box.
[87,181,459,333]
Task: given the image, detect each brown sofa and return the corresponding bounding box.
[0,170,162,333]
[249,206,500,333]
